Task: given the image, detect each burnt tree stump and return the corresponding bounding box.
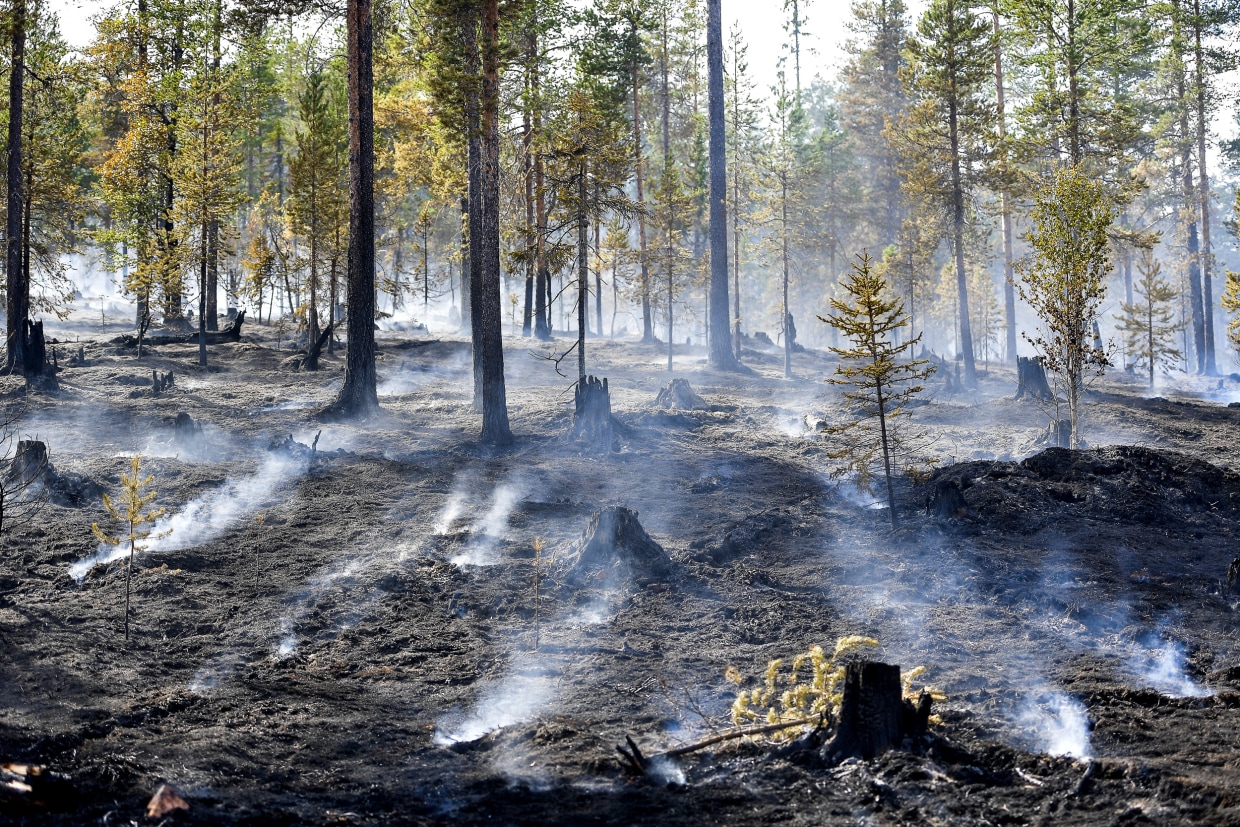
[566,506,672,585]
[822,661,931,763]
[7,440,50,488]
[928,479,968,520]
[654,378,707,411]
[573,375,613,453]
[1039,419,1072,449]
[1015,356,1054,401]
[1227,557,1240,596]
[152,370,175,395]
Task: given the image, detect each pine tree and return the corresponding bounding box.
[1117,251,1182,386]
[92,455,165,640]
[821,252,933,529]
[896,0,995,389]
[173,61,245,367]
[242,228,277,322]
[1014,166,1115,449]
[287,68,347,354]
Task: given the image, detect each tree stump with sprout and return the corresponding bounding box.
[572,375,613,454]
[1015,356,1054,401]
[821,661,931,763]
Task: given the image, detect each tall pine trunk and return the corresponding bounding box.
[1193,0,1215,374]
[477,0,511,445]
[993,6,1016,363]
[706,0,735,370]
[329,0,378,416]
[949,95,977,388]
[5,0,25,374]
[632,37,652,343]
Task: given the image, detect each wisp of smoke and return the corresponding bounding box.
[1126,632,1212,698]
[273,558,364,659]
[450,482,520,567]
[433,665,556,746]
[434,487,468,535]
[1012,687,1093,759]
[69,454,307,581]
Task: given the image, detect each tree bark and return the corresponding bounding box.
[464,10,483,407]
[477,0,512,445]
[949,93,977,388]
[6,0,26,374]
[1193,0,1215,374]
[706,0,736,370]
[631,28,652,343]
[328,0,379,417]
[578,158,588,380]
[992,7,1017,363]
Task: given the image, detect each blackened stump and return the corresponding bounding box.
[1015,356,1054,401]
[572,375,612,454]
[1227,557,1240,596]
[929,478,968,520]
[654,378,707,411]
[822,661,931,763]
[567,507,671,585]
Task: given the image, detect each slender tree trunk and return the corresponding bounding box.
[206,0,222,331]
[782,178,791,379]
[199,225,208,366]
[594,183,602,338]
[993,6,1017,362]
[5,0,25,373]
[477,0,511,445]
[463,10,483,406]
[632,43,652,342]
[1178,73,1205,372]
[578,160,588,380]
[949,97,977,388]
[706,0,735,370]
[329,0,379,416]
[522,76,534,337]
[1193,0,1215,374]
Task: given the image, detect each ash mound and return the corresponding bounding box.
[919,445,1240,530]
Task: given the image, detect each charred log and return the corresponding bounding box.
[572,375,613,454]
[1015,356,1054,401]
[124,311,245,348]
[821,661,930,763]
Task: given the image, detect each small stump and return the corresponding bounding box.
[565,507,672,586]
[928,478,968,520]
[1015,356,1054,401]
[572,375,613,453]
[654,378,707,411]
[822,661,931,763]
[7,440,51,488]
[1227,557,1240,596]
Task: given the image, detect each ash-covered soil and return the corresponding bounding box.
[3,324,1240,826]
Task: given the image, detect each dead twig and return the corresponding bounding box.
[618,715,827,774]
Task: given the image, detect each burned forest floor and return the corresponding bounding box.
[3,321,1240,826]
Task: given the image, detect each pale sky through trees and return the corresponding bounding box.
[45,0,924,102]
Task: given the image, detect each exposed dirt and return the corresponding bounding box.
[3,324,1240,825]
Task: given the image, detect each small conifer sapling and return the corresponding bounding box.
[1116,251,1181,387]
[821,252,934,528]
[92,455,165,639]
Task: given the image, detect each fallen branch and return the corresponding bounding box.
[618,714,826,773]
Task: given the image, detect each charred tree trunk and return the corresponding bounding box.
[303,322,333,372]
[5,0,26,374]
[822,661,930,763]
[1015,356,1054,401]
[326,0,379,418]
[572,375,612,454]
[476,0,511,445]
[706,0,736,370]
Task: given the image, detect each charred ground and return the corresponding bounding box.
[2,327,1240,826]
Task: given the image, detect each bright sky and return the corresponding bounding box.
[45,0,907,95]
